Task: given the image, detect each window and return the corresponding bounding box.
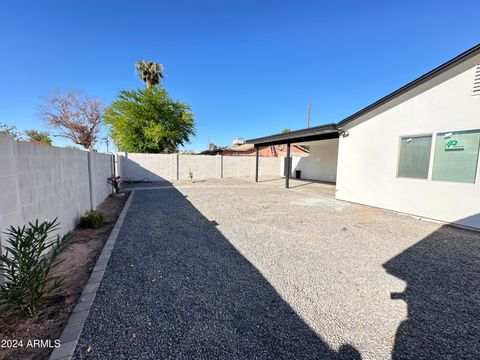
[432,130,480,183]
[397,135,432,179]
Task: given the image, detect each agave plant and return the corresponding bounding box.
[0,219,71,316]
[135,60,164,89]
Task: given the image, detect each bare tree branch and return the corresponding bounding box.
[40,91,103,149]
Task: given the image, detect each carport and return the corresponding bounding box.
[246,124,340,188]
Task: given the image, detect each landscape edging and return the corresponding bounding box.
[49,190,136,360]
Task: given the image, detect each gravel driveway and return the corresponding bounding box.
[74,179,480,359]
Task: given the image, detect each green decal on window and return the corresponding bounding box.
[433,130,480,183]
[445,138,465,151]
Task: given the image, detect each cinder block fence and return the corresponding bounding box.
[0,140,285,254]
[117,153,283,182]
[0,135,115,245]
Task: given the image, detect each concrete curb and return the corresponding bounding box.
[49,191,136,360]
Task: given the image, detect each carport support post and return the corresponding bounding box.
[255,146,259,182]
[286,143,291,189]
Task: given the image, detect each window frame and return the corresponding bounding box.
[430,128,480,185]
[396,133,433,180]
[395,128,480,185]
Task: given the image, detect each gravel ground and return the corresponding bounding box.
[73,179,480,359]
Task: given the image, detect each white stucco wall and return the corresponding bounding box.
[336,54,480,229]
[292,139,338,182]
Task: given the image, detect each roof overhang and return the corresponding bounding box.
[246,123,339,147]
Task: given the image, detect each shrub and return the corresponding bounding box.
[0,219,71,316]
[79,210,105,229]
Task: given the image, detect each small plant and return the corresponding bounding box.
[188,169,194,182]
[79,210,105,229]
[107,176,121,193]
[0,219,70,316]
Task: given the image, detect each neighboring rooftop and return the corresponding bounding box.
[227,143,254,152]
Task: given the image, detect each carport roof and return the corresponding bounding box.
[246,123,339,146]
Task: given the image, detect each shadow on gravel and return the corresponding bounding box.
[384,217,480,359]
[74,187,360,359]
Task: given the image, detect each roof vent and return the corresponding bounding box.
[473,64,480,96]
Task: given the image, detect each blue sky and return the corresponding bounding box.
[0,1,478,152]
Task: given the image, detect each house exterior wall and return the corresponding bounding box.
[292,139,339,182]
[336,54,480,229]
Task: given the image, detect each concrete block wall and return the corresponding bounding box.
[17,141,91,232]
[178,155,218,180]
[121,153,175,181]
[91,152,115,209]
[258,157,284,178]
[0,135,114,252]
[117,153,283,181]
[0,136,23,236]
[223,156,253,178]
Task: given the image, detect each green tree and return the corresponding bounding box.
[135,61,164,89]
[104,86,195,153]
[0,122,23,140]
[281,128,291,134]
[24,129,52,145]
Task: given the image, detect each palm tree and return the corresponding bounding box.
[24,129,52,145]
[135,61,164,89]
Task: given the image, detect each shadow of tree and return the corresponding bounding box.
[384,218,480,359]
[74,187,360,359]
